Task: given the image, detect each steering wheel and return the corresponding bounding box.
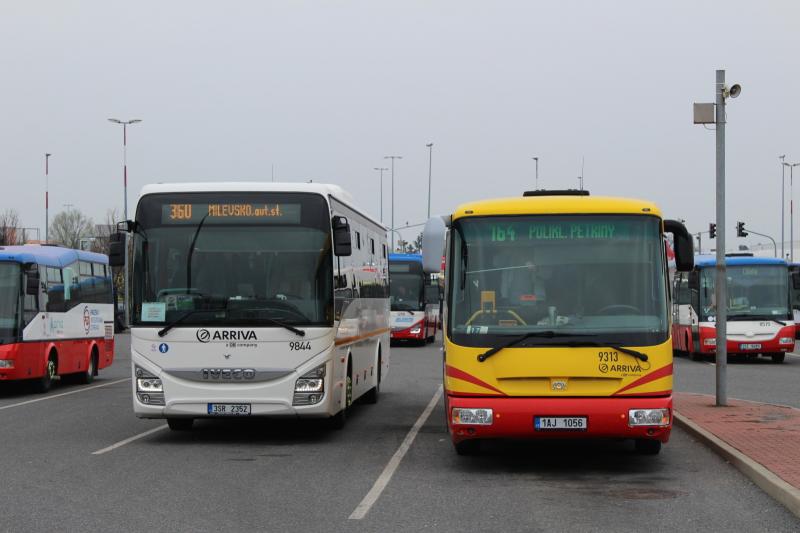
[596,304,641,315]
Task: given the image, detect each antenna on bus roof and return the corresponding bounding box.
[523,189,590,197]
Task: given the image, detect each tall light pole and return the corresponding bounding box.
[532,156,539,189]
[374,167,388,222]
[108,118,142,220]
[426,143,433,219]
[44,153,51,243]
[384,155,402,251]
[781,155,786,259]
[785,161,800,262]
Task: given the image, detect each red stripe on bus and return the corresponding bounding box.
[613,363,673,396]
[445,365,506,396]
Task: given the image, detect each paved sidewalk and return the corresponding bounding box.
[674,392,800,519]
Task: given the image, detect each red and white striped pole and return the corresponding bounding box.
[45,153,51,243]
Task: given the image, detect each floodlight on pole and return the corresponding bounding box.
[44,153,51,243]
[532,157,539,189]
[384,155,402,251]
[426,143,433,219]
[108,118,142,221]
[374,167,388,222]
[785,161,800,261]
[781,155,786,259]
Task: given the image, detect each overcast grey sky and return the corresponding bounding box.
[2,1,798,249]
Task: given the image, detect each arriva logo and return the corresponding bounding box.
[196,329,257,343]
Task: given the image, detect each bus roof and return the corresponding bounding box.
[694,255,787,268]
[389,253,422,263]
[0,245,108,268]
[138,182,384,227]
[451,194,662,221]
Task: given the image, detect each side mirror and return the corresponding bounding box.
[116,220,136,233]
[25,264,40,296]
[108,232,126,267]
[792,271,800,290]
[422,216,447,274]
[332,216,352,257]
[424,284,439,305]
[664,219,694,272]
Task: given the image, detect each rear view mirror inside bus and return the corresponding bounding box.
[24,264,40,295]
[108,232,126,267]
[332,216,352,256]
[664,219,694,272]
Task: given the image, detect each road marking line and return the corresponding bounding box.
[349,385,443,520]
[0,378,131,412]
[92,424,169,455]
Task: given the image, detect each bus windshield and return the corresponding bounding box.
[132,192,334,327]
[449,215,668,346]
[700,264,789,321]
[390,262,424,311]
[0,262,20,342]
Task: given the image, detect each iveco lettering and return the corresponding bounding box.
[110,183,390,430]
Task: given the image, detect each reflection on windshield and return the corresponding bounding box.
[0,263,20,341]
[700,265,789,320]
[449,215,668,346]
[390,273,423,311]
[132,192,333,327]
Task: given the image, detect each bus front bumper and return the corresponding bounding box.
[447,394,672,444]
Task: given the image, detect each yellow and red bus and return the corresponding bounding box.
[422,190,693,455]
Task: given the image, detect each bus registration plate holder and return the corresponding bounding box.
[739,343,761,350]
[207,403,251,416]
[534,416,587,431]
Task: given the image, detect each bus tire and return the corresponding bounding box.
[329,359,352,430]
[363,353,381,405]
[634,439,662,455]
[77,348,98,385]
[771,353,786,364]
[34,351,58,393]
[454,439,481,456]
[167,418,194,431]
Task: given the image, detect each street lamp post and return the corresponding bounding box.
[532,157,539,189]
[780,155,786,259]
[426,143,433,219]
[384,155,402,251]
[108,118,141,329]
[44,153,51,243]
[373,167,388,222]
[108,118,142,220]
[785,161,800,262]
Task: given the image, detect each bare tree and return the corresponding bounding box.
[90,208,121,255]
[49,209,94,249]
[0,209,21,245]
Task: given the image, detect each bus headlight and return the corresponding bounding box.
[452,408,493,425]
[0,360,13,368]
[628,408,670,427]
[293,364,326,406]
[779,337,794,345]
[703,338,716,346]
[135,366,165,406]
[410,326,422,335]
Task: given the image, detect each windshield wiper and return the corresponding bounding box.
[227,307,305,337]
[158,306,226,337]
[185,213,209,293]
[477,331,595,362]
[727,314,787,326]
[158,306,306,337]
[559,341,649,362]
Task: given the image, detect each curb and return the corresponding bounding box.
[674,411,800,520]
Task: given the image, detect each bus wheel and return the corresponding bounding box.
[329,363,352,430]
[34,352,58,393]
[363,354,381,405]
[454,439,481,456]
[771,353,786,364]
[78,348,98,385]
[634,439,662,455]
[167,418,194,431]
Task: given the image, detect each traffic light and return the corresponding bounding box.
[709,223,716,239]
[736,221,748,237]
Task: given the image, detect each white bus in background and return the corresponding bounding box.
[110,183,390,430]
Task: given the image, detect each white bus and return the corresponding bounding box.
[110,183,390,430]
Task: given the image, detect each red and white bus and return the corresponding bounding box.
[389,253,439,344]
[0,245,115,391]
[672,254,794,363]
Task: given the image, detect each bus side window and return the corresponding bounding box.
[63,266,80,308]
[46,267,64,312]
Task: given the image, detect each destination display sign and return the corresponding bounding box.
[161,203,301,225]
[487,220,640,242]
